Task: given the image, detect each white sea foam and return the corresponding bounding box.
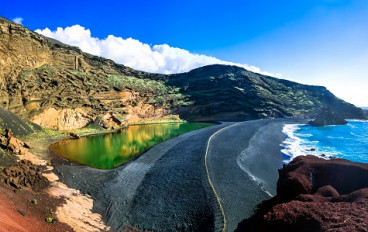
[281,124,336,163]
[281,124,306,162]
[348,119,368,123]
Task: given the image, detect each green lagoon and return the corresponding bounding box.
[50,122,213,169]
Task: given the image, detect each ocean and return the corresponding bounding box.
[281,120,368,163]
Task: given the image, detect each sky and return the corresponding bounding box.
[1,0,368,106]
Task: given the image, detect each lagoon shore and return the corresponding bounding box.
[55,119,298,231]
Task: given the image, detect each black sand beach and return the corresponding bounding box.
[207,119,291,231]
[54,119,296,231]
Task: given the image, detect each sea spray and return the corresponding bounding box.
[281,120,368,163]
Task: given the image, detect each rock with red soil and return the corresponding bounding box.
[1,160,49,191]
[237,156,368,232]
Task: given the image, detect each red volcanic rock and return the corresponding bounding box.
[237,156,368,232]
[1,160,49,191]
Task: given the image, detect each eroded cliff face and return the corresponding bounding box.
[31,108,91,130]
[0,18,183,130]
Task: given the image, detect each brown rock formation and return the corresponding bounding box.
[0,18,181,130]
[1,160,49,191]
[31,107,92,130]
[0,129,30,154]
[238,156,368,232]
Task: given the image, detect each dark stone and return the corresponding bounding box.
[309,108,348,126]
[17,210,26,216]
[69,132,80,139]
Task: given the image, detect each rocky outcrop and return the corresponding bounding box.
[309,108,348,126]
[0,17,365,130]
[1,160,49,191]
[0,129,30,154]
[102,112,127,128]
[31,108,92,130]
[238,156,368,232]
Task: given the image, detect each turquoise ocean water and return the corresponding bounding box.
[281,120,368,163]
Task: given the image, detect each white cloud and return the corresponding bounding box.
[13,17,23,25]
[35,25,280,76]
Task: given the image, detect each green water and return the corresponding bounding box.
[50,122,213,169]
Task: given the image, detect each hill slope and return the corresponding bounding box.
[0,17,365,130]
[167,65,365,121]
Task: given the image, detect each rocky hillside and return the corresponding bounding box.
[166,65,365,121]
[0,17,365,130]
[0,17,182,130]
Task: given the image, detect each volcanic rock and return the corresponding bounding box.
[309,108,348,126]
[238,156,368,232]
[1,160,49,191]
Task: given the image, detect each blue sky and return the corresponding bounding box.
[2,0,368,106]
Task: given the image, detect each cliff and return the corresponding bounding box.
[0,17,365,130]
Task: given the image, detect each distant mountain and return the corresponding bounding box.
[0,16,365,130]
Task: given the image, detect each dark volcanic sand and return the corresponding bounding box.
[207,119,292,231]
[54,119,296,231]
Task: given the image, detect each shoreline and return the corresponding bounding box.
[48,120,216,170]
[281,119,368,164]
[206,119,297,231]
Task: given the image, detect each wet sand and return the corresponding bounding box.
[207,119,294,231]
